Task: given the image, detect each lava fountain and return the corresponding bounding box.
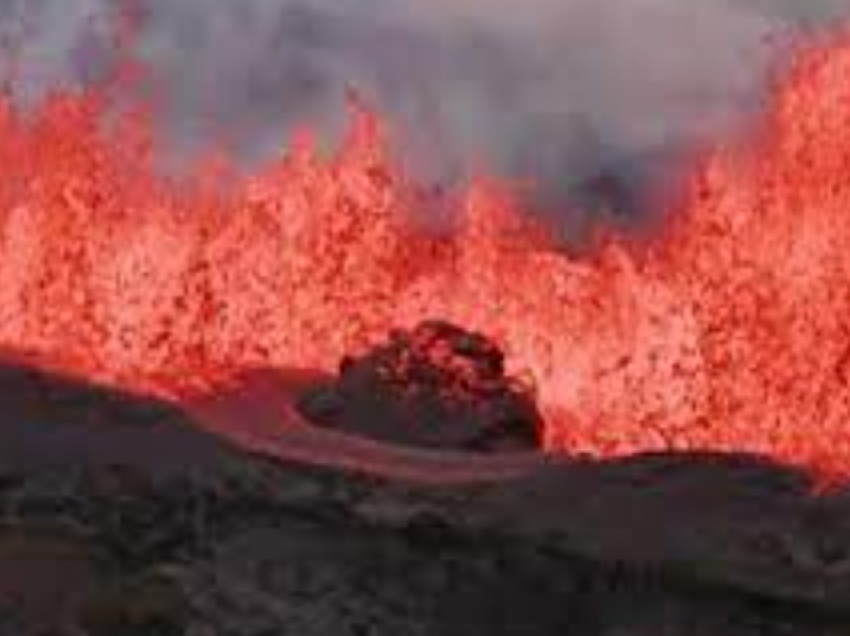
[0,30,849,480]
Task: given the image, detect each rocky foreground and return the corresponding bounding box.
[0,360,847,635]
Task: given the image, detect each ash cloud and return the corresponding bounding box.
[0,0,847,215]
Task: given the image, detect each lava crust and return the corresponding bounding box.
[298,320,544,452]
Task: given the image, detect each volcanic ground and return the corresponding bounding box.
[0,326,849,635]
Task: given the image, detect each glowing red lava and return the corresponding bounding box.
[1,31,850,479]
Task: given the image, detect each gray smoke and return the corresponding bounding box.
[0,0,847,217]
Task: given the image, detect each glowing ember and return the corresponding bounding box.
[0,32,850,479]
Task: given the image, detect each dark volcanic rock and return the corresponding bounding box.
[0,357,847,634]
[299,320,544,451]
[0,361,239,480]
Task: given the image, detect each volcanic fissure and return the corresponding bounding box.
[0,30,850,482]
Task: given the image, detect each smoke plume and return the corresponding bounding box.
[0,0,846,214]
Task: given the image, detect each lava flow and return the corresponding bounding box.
[0,30,849,480]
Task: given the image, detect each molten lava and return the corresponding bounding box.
[1,32,850,479]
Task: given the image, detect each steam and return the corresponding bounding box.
[0,0,847,213]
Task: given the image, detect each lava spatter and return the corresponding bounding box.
[0,34,849,479]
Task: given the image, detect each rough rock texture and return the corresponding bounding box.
[299,320,544,451]
[0,360,848,634]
